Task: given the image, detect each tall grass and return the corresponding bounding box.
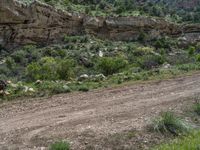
[152,112,190,135]
[194,103,200,115]
[49,141,70,150]
[152,130,200,150]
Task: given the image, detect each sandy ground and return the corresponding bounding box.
[0,73,200,150]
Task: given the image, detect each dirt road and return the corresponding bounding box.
[0,73,200,150]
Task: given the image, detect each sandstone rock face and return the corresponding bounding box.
[0,0,200,49]
[0,0,84,49]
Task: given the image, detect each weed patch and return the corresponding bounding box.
[194,103,200,115]
[152,112,190,135]
[49,141,70,150]
[152,130,200,150]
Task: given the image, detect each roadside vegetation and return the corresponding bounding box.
[194,103,200,115]
[49,141,70,150]
[151,99,200,150]
[152,112,190,136]
[1,35,200,100]
[153,130,200,150]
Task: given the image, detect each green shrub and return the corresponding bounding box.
[188,46,196,55]
[152,112,190,135]
[114,0,136,14]
[64,35,88,43]
[194,103,200,115]
[138,55,164,69]
[26,57,59,81]
[132,46,154,57]
[51,84,71,94]
[43,48,66,58]
[26,57,76,81]
[196,54,200,62]
[154,37,175,49]
[11,50,27,64]
[6,57,16,70]
[42,0,70,6]
[177,63,200,72]
[26,62,42,81]
[57,59,75,80]
[78,85,89,92]
[166,53,194,66]
[49,141,70,150]
[97,57,128,75]
[37,81,71,95]
[154,39,165,49]
[138,31,148,42]
[9,45,40,66]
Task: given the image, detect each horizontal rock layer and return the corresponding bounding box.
[0,0,200,49]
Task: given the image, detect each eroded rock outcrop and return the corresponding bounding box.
[0,0,84,49]
[0,0,200,49]
[84,16,179,41]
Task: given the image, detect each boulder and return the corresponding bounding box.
[94,74,106,81]
[163,63,171,69]
[35,80,43,85]
[78,74,89,81]
[90,74,106,82]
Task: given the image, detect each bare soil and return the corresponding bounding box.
[0,73,200,150]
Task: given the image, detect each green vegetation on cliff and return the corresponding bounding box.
[19,0,200,23]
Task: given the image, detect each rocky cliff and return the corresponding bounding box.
[0,0,84,49]
[1,0,200,49]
